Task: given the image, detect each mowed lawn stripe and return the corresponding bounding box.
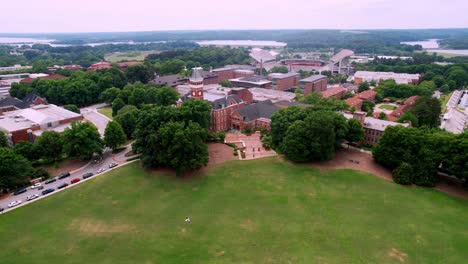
[0,158,467,264]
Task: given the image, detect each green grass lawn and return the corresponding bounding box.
[378,104,397,110]
[105,50,160,62]
[1,158,467,263]
[98,106,113,120]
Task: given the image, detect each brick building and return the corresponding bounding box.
[343,111,410,145]
[345,90,378,111]
[212,67,255,83]
[21,74,67,84]
[116,61,142,71]
[230,76,272,89]
[299,75,328,96]
[320,86,346,99]
[267,72,300,91]
[231,100,280,131]
[386,95,420,121]
[87,62,112,71]
[353,71,420,85]
[0,104,83,145]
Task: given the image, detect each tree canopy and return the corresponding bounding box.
[104,121,127,150]
[63,122,105,159]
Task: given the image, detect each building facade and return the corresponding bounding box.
[300,75,328,96]
[267,72,300,91]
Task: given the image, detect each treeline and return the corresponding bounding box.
[373,126,467,187]
[145,47,250,71]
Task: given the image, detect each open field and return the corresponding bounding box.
[0,158,467,263]
[98,106,113,120]
[378,104,397,110]
[105,50,161,62]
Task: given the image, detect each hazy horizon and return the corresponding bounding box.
[1,0,467,33]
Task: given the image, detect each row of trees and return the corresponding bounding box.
[268,106,364,163]
[373,126,467,186]
[132,99,212,175]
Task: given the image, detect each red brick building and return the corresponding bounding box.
[229,88,254,104]
[230,76,272,89]
[87,62,112,71]
[267,72,300,91]
[387,95,420,121]
[300,75,328,96]
[116,61,142,71]
[345,90,378,111]
[230,100,280,131]
[21,74,67,84]
[320,86,346,99]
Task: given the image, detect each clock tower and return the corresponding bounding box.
[190,67,204,100]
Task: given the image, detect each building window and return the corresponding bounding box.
[47,122,52,128]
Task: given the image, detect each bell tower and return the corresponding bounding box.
[190,67,204,100]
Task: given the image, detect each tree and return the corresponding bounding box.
[219,80,233,88]
[100,87,121,104]
[126,64,154,84]
[13,141,38,161]
[410,97,441,127]
[358,82,370,93]
[270,106,308,150]
[155,86,179,106]
[179,99,212,130]
[112,98,126,116]
[0,148,33,192]
[115,109,141,139]
[117,105,139,115]
[361,101,375,113]
[64,104,80,114]
[104,121,127,150]
[63,122,105,159]
[397,112,419,127]
[128,87,147,107]
[0,130,6,147]
[346,119,364,143]
[269,66,289,74]
[392,162,413,185]
[378,112,388,120]
[34,131,63,162]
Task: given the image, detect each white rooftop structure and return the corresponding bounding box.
[342,113,409,132]
[441,107,468,134]
[0,104,81,133]
[0,64,32,72]
[353,71,420,85]
[247,88,296,103]
[249,48,277,63]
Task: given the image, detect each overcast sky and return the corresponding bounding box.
[1,0,467,33]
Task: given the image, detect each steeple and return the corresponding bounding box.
[190,67,204,100]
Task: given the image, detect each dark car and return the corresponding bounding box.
[13,188,27,196]
[57,183,68,189]
[42,188,55,195]
[0,207,4,213]
[58,172,71,180]
[38,186,44,190]
[82,172,94,179]
[44,178,57,184]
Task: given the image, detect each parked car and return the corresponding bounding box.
[44,178,57,184]
[0,207,4,213]
[8,200,22,208]
[70,178,81,184]
[58,172,71,180]
[57,183,68,189]
[42,188,55,195]
[82,172,94,179]
[13,189,27,196]
[26,194,39,201]
[38,186,44,190]
[31,183,42,189]
[97,168,107,174]
[109,163,118,168]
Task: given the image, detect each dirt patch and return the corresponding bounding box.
[311,148,468,199]
[206,143,237,167]
[214,251,225,257]
[240,219,257,232]
[41,159,89,177]
[69,218,135,236]
[179,228,188,236]
[388,248,408,262]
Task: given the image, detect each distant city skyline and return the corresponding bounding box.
[1,0,467,33]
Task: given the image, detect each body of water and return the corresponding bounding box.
[0,37,165,47]
[401,39,440,49]
[426,49,468,56]
[197,40,287,47]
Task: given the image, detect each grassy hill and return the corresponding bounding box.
[0,158,467,263]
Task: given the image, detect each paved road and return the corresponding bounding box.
[81,104,110,136]
[0,145,136,214]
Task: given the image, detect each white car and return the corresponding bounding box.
[108,163,118,168]
[97,168,107,173]
[31,183,42,189]
[8,200,22,208]
[26,194,39,201]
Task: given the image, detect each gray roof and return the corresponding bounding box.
[236,100,280,122]
[268,72,300,80]
[300,74,327,83]
[151,75,187,87]
[0,97,22,108]
[211,95,242,110]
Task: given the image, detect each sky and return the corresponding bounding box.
[1,0,467,33]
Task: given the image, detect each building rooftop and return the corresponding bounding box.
[151,74,188,87]
[342,113,409,132]
[320,87,346,98]
[230,76,271,85]
[0,104,81,132]
[268,72,300,79]
[248,88,296,103]
[236,100,280,122]
[300,74,327,83]
[353,71,420,84]
[441,107,468,134]
[249,48,277,63]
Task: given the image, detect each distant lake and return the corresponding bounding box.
[426,49,468,56]
[0,37,55,45]
[401,39,440,49]
[197,40,287,47]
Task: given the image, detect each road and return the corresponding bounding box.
[81,104,110,136]
[0,145,137,214]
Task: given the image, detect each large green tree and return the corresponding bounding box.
[63,122,105,159]
[64,104,80,114]
[104,121,127,150]
[14,141,38,161]
[410,97,441,128]
[112,98,126,116]
[100,87,121,104]
[115,108,141,139]
[155,86,179,106]
[270,106,309,150]
[0,148,33,192]
[0,130,7,147]
[34,131,63,162]
[179,99,212,130]
[126,64,154,84]
[346,119,365,144]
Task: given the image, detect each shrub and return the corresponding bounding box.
[32,167,50,180]
[392,162,413,185]
[233,150,238,156]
